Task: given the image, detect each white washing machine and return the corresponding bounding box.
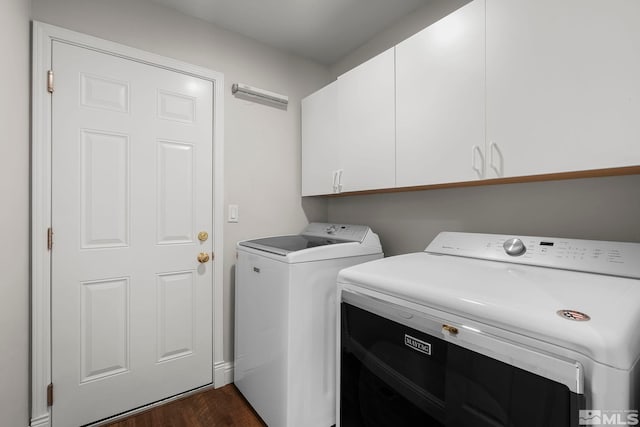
[234,222,383,427]
[337,232,640,427]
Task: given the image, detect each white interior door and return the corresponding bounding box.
[51,41,213,427]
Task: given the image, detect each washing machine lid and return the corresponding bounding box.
[337,232,640,370]
[238,235,346,256]
[237,223,383,262]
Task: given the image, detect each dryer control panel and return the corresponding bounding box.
[426,232,640,279]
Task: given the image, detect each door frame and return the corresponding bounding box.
[31,21,225,427]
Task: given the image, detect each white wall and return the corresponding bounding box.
[31,0,330,364]
[329,175,640,256]
[330,0,471,78]
[326,0,640,252]
[0,0,31,425]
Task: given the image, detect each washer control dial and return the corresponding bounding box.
[503,238,526,256]
[325,225,337,234]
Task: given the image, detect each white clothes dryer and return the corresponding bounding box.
[337,232,640,427]
[234,223,383,427]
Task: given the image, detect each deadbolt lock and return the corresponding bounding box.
[198,231,209,242]
[197,252,210,263]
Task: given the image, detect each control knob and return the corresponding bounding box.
[503,238,526,256]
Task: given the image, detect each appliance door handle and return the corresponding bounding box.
[332,170,338,193]
[337,169,343,192]
[489,142,504,177]
[471,145,485,178]
[445,322,584,395]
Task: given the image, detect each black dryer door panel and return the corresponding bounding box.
[340,302,584,427]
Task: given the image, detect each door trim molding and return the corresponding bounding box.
[31,21,225,426]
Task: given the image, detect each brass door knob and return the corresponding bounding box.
[197,252,210,263]
[198,231,209,242]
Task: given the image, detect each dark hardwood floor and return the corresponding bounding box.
[104,385,266,427]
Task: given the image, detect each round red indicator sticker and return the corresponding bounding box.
[557,310,591,321]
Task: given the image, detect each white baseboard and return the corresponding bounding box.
[214,361,234,387]
[30,413,50,427]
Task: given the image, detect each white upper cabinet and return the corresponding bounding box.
[396,0,486,186]
[337,47,396,192]
[302,0,640,196]
[486,0,640,178]
[301,82,339,196]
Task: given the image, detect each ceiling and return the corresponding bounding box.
[148,0,430,64]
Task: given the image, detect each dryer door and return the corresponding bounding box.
[339,292,586,427]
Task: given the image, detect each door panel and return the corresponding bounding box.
[301,82,339,196]
[156,271,196,362]
[80,130,130,248]
[80,73,130,113]
[337,48,396,192]
[486,0,640,177]
[396,0,485,186]
[158,90,197,123]
[51,41,213,427]
[156,140,195,244]
[80,278,130,383]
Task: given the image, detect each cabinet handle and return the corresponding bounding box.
[471,145,485,178]
[332,170,338,193]
[489,142,504,177]
[337,169,343,192]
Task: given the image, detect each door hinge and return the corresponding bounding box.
[47,383,53,406]
[47,228,54,251]
[47,70,54,93]
[212,252,215,261]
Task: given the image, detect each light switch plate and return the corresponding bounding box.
[228,204,239,223]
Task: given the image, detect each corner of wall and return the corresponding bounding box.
[328,0,471,78]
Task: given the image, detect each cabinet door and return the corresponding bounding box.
[301,82,339,196]
[396,0,486,186]
[338,48,396,192]
[487,0,640,178]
